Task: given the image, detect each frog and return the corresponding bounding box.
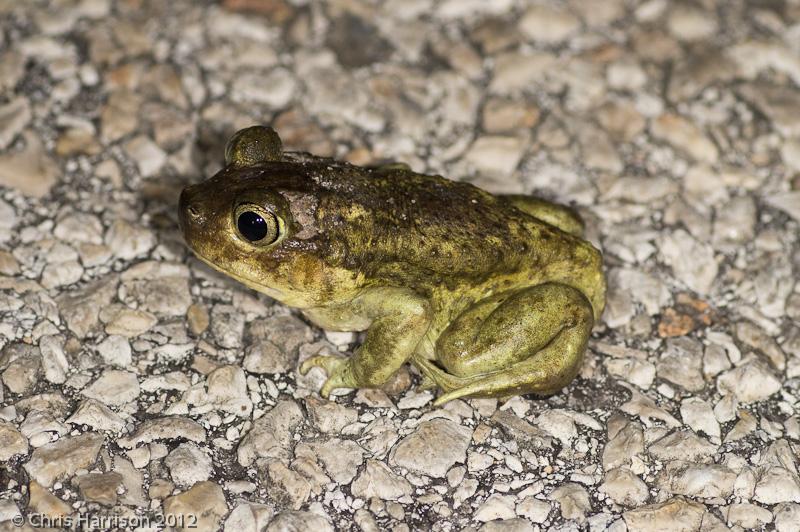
[179,126,606,406]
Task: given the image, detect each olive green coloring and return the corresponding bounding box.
[179,126,606,406]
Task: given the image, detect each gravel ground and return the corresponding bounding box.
[1,0,800,531]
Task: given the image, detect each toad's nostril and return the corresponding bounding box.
[178,188,205,230]
[180,189,199,218]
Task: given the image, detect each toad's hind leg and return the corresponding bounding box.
[418,283,594,406]
[500,195,584,236]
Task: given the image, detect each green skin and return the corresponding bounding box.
[179,126,606,406]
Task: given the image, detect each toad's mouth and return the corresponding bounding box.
[188,248,287,302]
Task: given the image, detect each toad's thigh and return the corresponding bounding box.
[436,283,591,378]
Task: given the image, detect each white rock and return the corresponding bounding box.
[105,219,156,260]
[66,398,125,432]
[266,511,333,532]
[390,418,473,478]
[739,83,800,138]
[667,5,717,41]
[479,519,533,532]
[0,421,28,461]
[656,337,705,392]
[54,212,104,245]
[651,113,718,163]
[603,176,678,204]
[103,307,157,337]
[600,468,649,507]
[24,432,104,487]
[56,274,119,338]
[436,0,514,20]
[118,416,206,448]
[648,430,718,463]
[725,410,758,442]
[20,410,68,442]
[607,61,648,91]
[82,370,140,406]
[474,493,516,522]
[0,131,59,197]
[465,136,525,177]
[549,483,591,522]
[114,456,147,507]
[490,51,556,94]
[519,5,581,44]
[0,499,22,523]
[724,503,773,529]
[620,385,681,428]
[717,361,781,403]
[39,335,69,384]
[728,41,800,88]
[396,390,433,410]
[209,306,244,351]
[775,503,800,532]
[656,460,736,498]
[515,497,551,523]
[224,502,274,532]
[535,410,578,446]
[95,335,132,367]
[603,421,644,471]
[782,140,800,172]
[659,229,718,295]
[165,442,214,488]
[124,135,167,178]
[350,459,413,501]
[736,321,786,370]
[0,198,16,244]
[203,365,253,417]
[624,497,705,531]
[680,398,720,441]
[237,400,303,466]
[713,196,756,247]
[703,344,731,378]
[120,261,191,317]
[706,331,741,364]
[305,396,358,433]
[468,452,494,472]
[605,358,656,389]
[163,481,228,532]
[140,372,191,393]
[41,260,84,289]
[303,439,364,485]
[231,67,297,109]
[0,97,31,149]
[754,467,800,504]
[765,191,800,223]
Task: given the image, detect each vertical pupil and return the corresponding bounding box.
[238,211,268,241]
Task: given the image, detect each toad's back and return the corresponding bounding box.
[312,165,605,317]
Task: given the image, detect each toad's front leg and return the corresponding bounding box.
[300,288,431,397]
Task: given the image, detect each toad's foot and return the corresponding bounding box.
[299,354,357,398]
[413,355,476,393]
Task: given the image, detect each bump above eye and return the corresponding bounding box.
[225,126,282,167]
[235,205,280,245]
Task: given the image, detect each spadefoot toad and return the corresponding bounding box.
[179,126,606,405]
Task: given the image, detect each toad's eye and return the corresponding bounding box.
[235,204,281,245]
